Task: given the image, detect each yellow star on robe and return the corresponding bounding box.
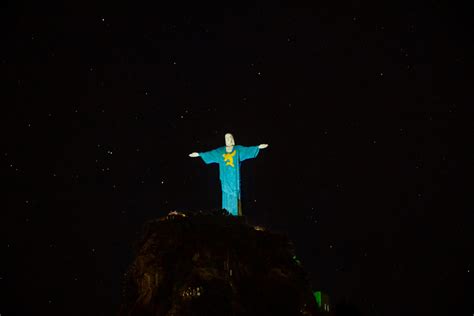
[222,150,236,167]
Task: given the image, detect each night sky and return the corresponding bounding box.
[2,2,472,315]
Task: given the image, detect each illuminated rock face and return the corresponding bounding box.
[119,210,318,316]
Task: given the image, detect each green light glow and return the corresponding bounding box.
[313,291,322,308]
[292,255,301,265]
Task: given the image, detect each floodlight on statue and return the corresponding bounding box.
[189,133,268,216]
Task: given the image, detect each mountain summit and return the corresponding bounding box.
[119,210,318,315]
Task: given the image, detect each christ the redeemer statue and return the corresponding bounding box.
[189,133,268,216]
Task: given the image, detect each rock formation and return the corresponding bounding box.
[119,210,318,315]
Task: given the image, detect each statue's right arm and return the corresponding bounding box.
[189,152,200,157]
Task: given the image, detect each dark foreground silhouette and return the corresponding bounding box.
[118,209,319,315]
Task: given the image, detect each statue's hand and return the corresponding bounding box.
[258,144,269,149]
[189,152,200,157]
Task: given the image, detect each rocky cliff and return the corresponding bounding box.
[119,210,318,315]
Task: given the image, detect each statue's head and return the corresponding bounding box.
[225,133,235,147]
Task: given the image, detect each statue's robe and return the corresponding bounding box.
[199,145,260,216]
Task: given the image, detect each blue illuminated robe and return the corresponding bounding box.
[199,145,260,216]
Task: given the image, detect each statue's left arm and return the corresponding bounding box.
[238,144,268,161]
